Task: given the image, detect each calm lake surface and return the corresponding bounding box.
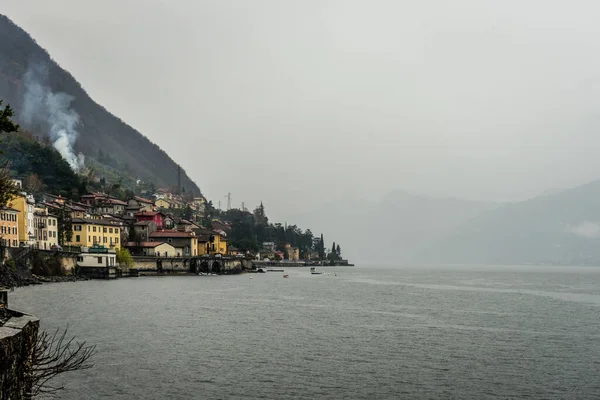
[10,265,600,399]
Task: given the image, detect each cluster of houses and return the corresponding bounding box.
[1,180,230,260]
[257,242,301,261]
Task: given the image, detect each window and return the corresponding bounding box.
[168,239,172,243]
[115,228,119,234]
[116,238,119,243]
[103,237,107,243]
[74,225,82,231]
[93,226,97,232]
[109,228,113,233]
[88,236,91,242]
[103,227,107,233]
[13,240,17,247]
[76,235,80,242]
[97,257,103,264]
[77,256,83,262]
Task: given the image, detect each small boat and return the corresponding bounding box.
[267,268,285,272]
[310,267,323,275]
[283,274,289,278]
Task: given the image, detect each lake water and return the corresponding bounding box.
[10,265,600,399]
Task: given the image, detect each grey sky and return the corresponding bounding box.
[4,0,600,220]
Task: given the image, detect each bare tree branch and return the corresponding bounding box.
[27,328,97,398]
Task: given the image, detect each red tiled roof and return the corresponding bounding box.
[133,196,154,204]
[150,230,195,238]
[135,211,158,217]
[100,198,127,206]
[124,241,163,248]
[134,220,154,226]
[71,218,122,227]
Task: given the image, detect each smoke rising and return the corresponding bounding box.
[22,63,84,171]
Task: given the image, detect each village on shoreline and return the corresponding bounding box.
[1,179,352,281]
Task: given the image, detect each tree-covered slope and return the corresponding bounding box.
[0,14,200,194]
[1,131,85,198]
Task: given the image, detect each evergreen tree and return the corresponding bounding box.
[0,100,20,208]
[57,204,73,246]
[319,234,325,259]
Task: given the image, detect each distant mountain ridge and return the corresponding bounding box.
[288,180,600,266]
[423,179,600,265]
[0,14,200,194]
[286,190,499,264]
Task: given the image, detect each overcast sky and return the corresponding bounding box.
[4,0,600,219]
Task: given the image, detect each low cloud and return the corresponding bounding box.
[565,221,600,238]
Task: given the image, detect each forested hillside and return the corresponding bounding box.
[1,130,85,198]
[0,14,200,194]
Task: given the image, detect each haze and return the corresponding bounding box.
[4,0,600,221]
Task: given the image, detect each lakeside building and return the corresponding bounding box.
[193,228,227,255]
[149,230,198,257]
[124,241,176,257]
[10,193,35,246]
[67,218,122,250]
[76,245,118,279]
[33,207,58,250]
[0,208,19,249]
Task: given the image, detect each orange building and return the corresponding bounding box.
[0,208,20,249]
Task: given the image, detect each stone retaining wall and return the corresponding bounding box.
[0,310,39,399]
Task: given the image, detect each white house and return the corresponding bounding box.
[76,251,117,267]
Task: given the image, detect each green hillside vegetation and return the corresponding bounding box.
[0,14,200,195]
[204,202,339,260]
[1,130,86,198]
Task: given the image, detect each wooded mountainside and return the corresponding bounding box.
[0,14,200,194]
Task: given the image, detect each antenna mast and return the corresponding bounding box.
[224,192,231,210]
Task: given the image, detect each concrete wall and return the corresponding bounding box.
[0,310,39,399]
[133,256,252,275]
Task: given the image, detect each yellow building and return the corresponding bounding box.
[0,208,20,248]
[155,199,171,209]
[196,229,227,255]
[66,218,122,250]
[9,194,35,246]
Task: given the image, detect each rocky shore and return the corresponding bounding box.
[0,262,88,290]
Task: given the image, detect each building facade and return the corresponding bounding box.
[68,218,122,250]
[10,194,36,246]
[33,208,59,250]
[0,208,19,248]
[149,230,198,257]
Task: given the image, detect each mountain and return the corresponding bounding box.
[286,191,499,265]
[0,14,200,195]
[423,180,600,265]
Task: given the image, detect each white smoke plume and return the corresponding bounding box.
[22,63,85,172]
[565,221,600,238]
